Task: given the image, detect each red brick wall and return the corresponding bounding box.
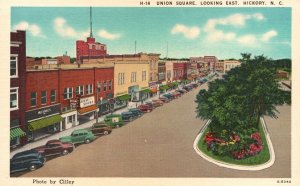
[76,37,107,62]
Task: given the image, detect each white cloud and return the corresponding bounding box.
[207,30,236,42]
[13,21,44,37]
[204,13,265,32]
[98,29,121,40]
[261,30,278,42]
[171,24,200,39]
[237,35,257,46]
[54,17,78,38]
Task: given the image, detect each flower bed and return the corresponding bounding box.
[198,121,270,165]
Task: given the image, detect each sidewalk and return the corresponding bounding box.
[10,86,183,158]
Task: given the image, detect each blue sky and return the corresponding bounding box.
[11,7,291,59]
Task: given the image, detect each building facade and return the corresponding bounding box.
[25,65,114,141]
[10,30,27,148]
[76,37,107,62]
[204,56,218,72]
[224,60,241,73]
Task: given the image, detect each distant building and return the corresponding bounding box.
[224,60,241,73]
[204,56,218,72]
[76,37,107,62]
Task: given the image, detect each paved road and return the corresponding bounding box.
[19,83,291,178]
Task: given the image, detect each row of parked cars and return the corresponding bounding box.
[10,82,203,174]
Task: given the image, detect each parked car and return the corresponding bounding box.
[171,91,181,98]
[158,97,170,103]
[128,108,144,117]
[152,99,164,106]
[138,104,153,113]
[163,93,174,100]
[121,111,136,122]
[176,89,187,94]
[104,114,124,128]
[183,85,193,91]
[59,129,96,144]
[190,83,199,88]
[90,122,112,136]
[33,139,74,157]
[10,149,45,173]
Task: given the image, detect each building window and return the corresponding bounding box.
[68,115,73,123]
[76,85,84,96]
[103,81,107,91]
[41,91,47,105]
[10,88,18,110]
[142,71,147,81]
[10,55,18,77]
[64,88,73,100]
[31,92,37,107]
[85,84,93,95]
[97,82,102,92]
[118,73,125,85]
[51,90,56,103]
[108,80,112,90]
[131,72,137,83]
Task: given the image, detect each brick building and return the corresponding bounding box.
[25,65,114,141]
[76,37,107,62]
[10,30,27,148]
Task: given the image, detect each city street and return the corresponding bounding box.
[18,83,291,178]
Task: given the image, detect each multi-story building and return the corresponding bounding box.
[25,64,114,141]
[10,30,27,148]
[76,37,107,62]
[224,60,241,73]
[187,62,199,81]
[158,61,166,83]
[173,61,188,81]
[165,61,174,83]
[215,60,224,73]
[204,56,218,72]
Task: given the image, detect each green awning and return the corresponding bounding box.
[141,88,151,93]
[116,94,131,101]
[159,85,169,90]
[28,115,62,131]
[10,127,26,140]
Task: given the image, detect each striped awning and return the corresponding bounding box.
[28,115,63,131]
[10,127,26,140]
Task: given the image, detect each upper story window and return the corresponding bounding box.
[51,90,56,103]
[64,88,73,100]
[41,91,47,105]
[142,71,147,81]
[10,88,18,110]
[85,84,93,95]
[118,73,125,85]
[10,55,18,78]
[76,85,84,96]
[131,72,137,83]
[103,81,107,91]
[31,92,37,107]
[108,80,112,90]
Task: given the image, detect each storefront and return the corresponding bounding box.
[128,85,140,102]
[114,94,130,110]
[10,119,26,148]
[148,82,159,98]
[140,87,151,102]
[77,96,98,123]
[25,104,62,141]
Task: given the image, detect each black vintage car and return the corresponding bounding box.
[10,149,46,174]
[121,111,137,122]
[128,108,144,117]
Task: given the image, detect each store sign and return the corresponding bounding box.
[26,104,61,122]
[80,96,95,108]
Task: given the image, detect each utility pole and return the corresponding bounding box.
[135,40,137,54]
[90,6,93,38]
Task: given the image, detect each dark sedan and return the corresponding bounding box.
[33,139,74,157]
[128,108,144,117]
[121,111,137,122]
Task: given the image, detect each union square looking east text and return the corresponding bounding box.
[151,1,275,6]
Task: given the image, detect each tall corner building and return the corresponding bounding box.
[76,37,107,62]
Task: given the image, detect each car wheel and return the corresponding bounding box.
[147,109,151,113]
[85,139,91,144]
[62,149,69,156]
[103,130,109,135]
[116,124,120,128]
[129,117,133,122]
[29,164,37,171]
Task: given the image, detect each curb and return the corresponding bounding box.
[193,118,275,171]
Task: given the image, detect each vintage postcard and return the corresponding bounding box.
[0,0,299,185]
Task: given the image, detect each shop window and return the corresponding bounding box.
[41,90,47,105]
[85,84,93,95]
[51,90,56,103]
[31,92,37,107]
[10,88,18,110]
[68,115,73,123]
[108,80,112,90]
[64,87,73,100]
[10,55,18,77]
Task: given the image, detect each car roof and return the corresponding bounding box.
[72,129,89,133]
[12,149,39,159]
[93,123,108,127]
[106,114,121,117]
[121,111,133,115]
[46,139,61,144]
